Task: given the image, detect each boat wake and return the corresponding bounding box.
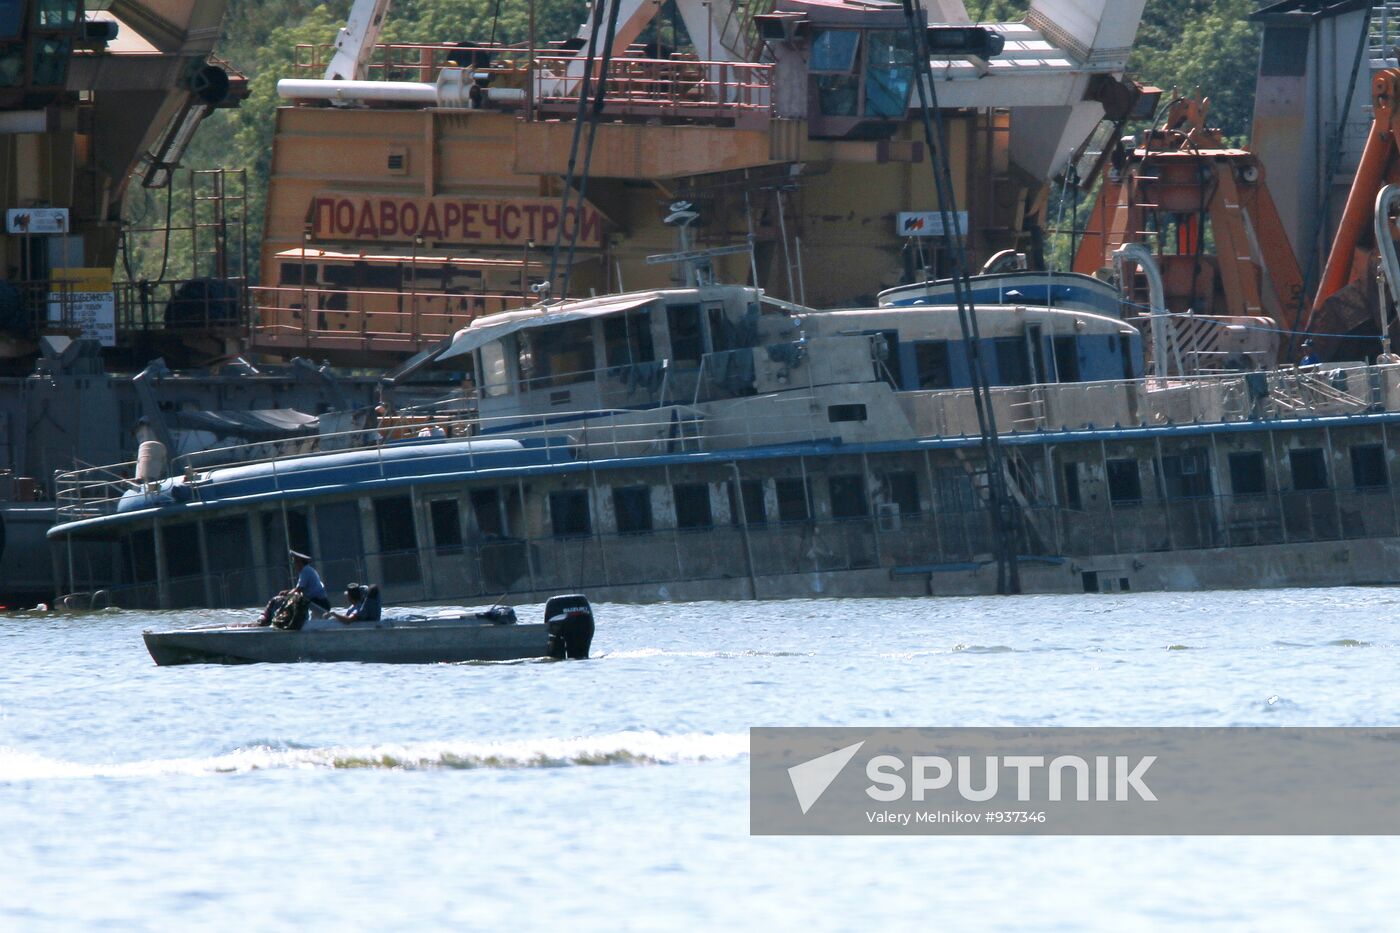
[0,730,748,780]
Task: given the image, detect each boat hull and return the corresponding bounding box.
[143,620,551,665]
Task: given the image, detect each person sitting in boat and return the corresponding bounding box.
[289,550,332,617]
[329,583,381,624]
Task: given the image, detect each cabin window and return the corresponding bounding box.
[915,341,953,389]
[1106,459,1142,504]
[993,337,1032,386]
[523,319,596,389]
[612,486,653,534]
[674,483,713,529]
[934,467,979,513]
[1158,449,1213,499]
[374,495,420,583]
[883,471,920,515]
[1062,462,1083,510]
[430,498,464,555]
[479,341,510,397]
[321,264,355,287]
[35,0,80,28]
[775,477,813,522]
[603,308,655,366]
[736,479,767,525]
[128,529,157,583]
[1228,451,1267,496]
[1289,448,1329,491]
[164,522,202,580]
[708,306,736,353]
[1350,444,1388,489]
[1052,336,1081,382]
[279,262,312,286]
[470,488,505,537]
[667,304,704,365]
[828,404,867,423]
[863,30,912,118]
[550,490,592,537]
[361,263,403,290]
[828,474,870,519]
[810,29,860,72]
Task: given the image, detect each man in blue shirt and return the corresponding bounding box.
[331,583,382,623]
[290,550,331,616]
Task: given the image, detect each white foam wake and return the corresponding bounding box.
[0,730,749,780]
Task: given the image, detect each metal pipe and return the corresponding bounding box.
[1114,242,1170,385]
[277,78,438,103]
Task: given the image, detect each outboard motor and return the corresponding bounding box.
[544,594,594,660]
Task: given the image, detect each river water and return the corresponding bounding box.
[1,588,1397,929]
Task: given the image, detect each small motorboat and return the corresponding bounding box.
[143,594,595,666]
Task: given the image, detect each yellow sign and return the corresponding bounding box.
[48,267,115,346]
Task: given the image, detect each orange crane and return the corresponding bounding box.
[1072,95,1303,371]
[1310,68,1400,360]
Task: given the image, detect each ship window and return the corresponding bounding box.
[31,37,69,86]
[430,498,463,554]
[827,404,867,423]
[829,474,869,519]
[361,263,402,290]
[1062,462,1083,510]
[863,30,912,118]
[1289,448,1329,491]
[0,44,22,86]
[163,523,202,579]
[322,264,355,287]
[612,486,653,534]
[674,483,712,529]
[1350,444,1388,488]
[0,2,20,39]
[129,529,156,583]
[374,495,421,584]
[279,262,312,286]
[667,304,703,365]
[470,488,504,537]
[737,479,766,525]
[550,489,591,537]
[817,75,860,117]
[883,471,920,515]
[993,337,1032,386]
[34,0,79,28]
[811,30,859,73]
[915,340,952,389]
[1052,336,1081,382]
[480,341,510,397]
[603,308,655,366]
[526,319,596,389]
[1228,451,1267,496]
[1158,449,1213,499]
[1106,458,1142,504]
[775,477,812,522]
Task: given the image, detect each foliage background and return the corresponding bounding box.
[121,0,1266,284]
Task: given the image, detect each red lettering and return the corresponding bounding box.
[378,201,399,238]
[540,205,559,243]
[399,202,419,235]
[442,202,462,239]
[461,203,481,240]
[501,204,522,241]
[312,197,335,238]
[481,202,503,241]
[579,206,602,247]
[420,203,443,239]
[522,204,542,241]
[355,200,379,238]
[335,199,355,235]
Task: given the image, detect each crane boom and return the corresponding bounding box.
[324,0,394,81]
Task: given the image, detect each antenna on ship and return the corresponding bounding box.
[645,202,750,286]
[901,0,1021,595]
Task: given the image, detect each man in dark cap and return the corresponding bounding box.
[289,550,331,616]
[330,583,381,624]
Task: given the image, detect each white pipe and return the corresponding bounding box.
[277,78,438,103]
[1374,185,1400,360]
[1114,242,1170,385]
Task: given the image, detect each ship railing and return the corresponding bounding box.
[290,42,773,118]
[249,283,528,353]
[50,394,825,521]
